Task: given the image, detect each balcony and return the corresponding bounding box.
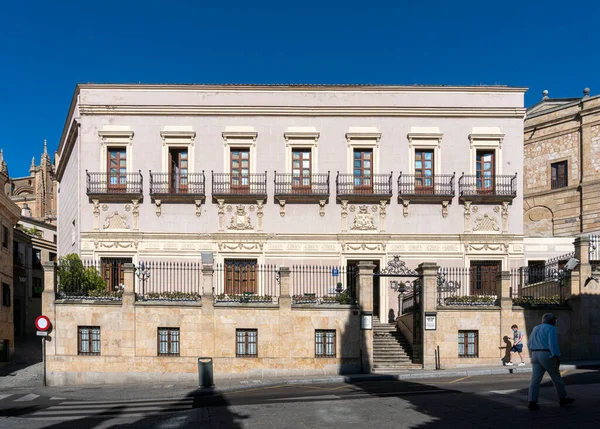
[86,171,144,202]
[149,171,206,203]
[397,173,455,203]
[211,171,268,203]
[273,172,330,203]
[336,172,393,203]
[458,173,517,204]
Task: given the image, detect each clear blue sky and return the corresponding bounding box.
[1,0,598,178]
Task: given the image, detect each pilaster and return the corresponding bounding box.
[42,262,56,357]
[356,261,375,373]
[121,263,136,357]
[417,262,439,369]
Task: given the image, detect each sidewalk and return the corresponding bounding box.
[21,359,600,401]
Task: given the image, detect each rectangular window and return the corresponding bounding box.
[78,326,101,355]
[458,330,478,358]
[169,148,188,193]
[230,148,250,191]
[470,261,501,295]
[32,277,43,298]
[476,150,495,193]
[353,149,373,192]
[158,327,180,356]
[236,329,257,357]
[2,225,8,248]
[315,330,336,358]
[551,160,568,189]
[292,148,312,188]
[2,283,10,307]
[49,252,57,263]
[107,148,127,190]
[224,259,257,295]
[415,150,434,193]
[101,257,132,292]
[32,249,42,269]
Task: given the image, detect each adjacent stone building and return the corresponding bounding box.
[524,89,600,237]
[0,154,22,361]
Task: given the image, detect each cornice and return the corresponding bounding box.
[56,120,78,182]
[77,83,528,93]
[78,105,527,118]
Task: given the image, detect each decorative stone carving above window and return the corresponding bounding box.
[103,211,130,231]
[345,127,381,175]
[350,205,377,231]
[227,205,254,231]
[468,126,504,175]
[98,126,134,173]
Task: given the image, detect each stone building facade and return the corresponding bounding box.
[48,83,533,384]
[0,155,22,361]
[524,89,600,238]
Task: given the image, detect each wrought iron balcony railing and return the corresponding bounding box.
[335,172,393,201]
[273,172,330,200]
[149,171,206,199]
[397,173,455,201]
[458,173,517,202]
[211,171,268,202]
[86,171,144,200]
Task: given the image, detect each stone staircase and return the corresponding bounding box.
[372,317,418,372]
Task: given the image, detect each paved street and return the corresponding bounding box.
[0,369,599,428]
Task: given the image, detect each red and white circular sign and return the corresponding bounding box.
[35,315,51,331]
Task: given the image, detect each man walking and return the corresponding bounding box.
[506,324,525,366]
[527,313,575,410]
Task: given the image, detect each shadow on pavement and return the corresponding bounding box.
[0,335,42,378]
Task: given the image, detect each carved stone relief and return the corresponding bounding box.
[155,200,162,217]
[92,199,100,231]
[132,199,140,231]
[379,200,387,232]
[341,200,349,232]
[402,200,410,218]
[103,211,130,230]
[256,200,264,231]
[473,214,500,232]
[195,200,202,217]
[278,200,286,217]
[351,205,377,231]
[442,201,449,218]
[501,202,509,233]
[463,201,472,232]
[228,205,253,230]
[217,199,226,231]
[319,200,326,217]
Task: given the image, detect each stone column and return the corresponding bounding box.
[121,263,136,357]
[573,236,592,296]
[201,264,215,359]
[497,271,514,359]
[278,267,292,361]
[42,262,56,357]
[356,261,376,373]
[417,262,439,369]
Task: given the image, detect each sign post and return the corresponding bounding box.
[35,316,51,386]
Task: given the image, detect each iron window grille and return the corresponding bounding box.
[315,330,336,358]
[551,160,568,189]
[236,329,258,357]
[78,326,101,355]
[458,330,478,358]
[158,327,180,356]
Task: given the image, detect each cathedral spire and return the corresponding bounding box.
[41,139,50,165]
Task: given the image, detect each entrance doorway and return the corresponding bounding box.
[346,260,381,316]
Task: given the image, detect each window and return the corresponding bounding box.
[53,234,57,244]
[107,148,127,190]
[2,225,8,248]
[551,161,568,189]
[158,328,180,356]
[168,148,188,193]
[470,261,501,295]
[415,150,434,193]
[32,277,43,298]
[101,257,132,292]
[224,259,257,295]
[230,149,250,191]
[458,330,478,358]
[476,150,495,193]
[315,330,336,358]
[2,283,10,307]
[353,149,373,192]
[236,329,257,357]
[32,249,42,269]
[78,326,101,355]
[292,149,312,188]
[49,252,57,263]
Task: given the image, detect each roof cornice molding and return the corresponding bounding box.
[78,105,526,118]
[77,83,528,93]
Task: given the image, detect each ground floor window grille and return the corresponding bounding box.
[158,328,180,356]
[458,330,478,358]
[236,329,257,357]
[315,330,336,357]
[78,326,101,355]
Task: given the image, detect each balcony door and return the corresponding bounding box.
[353,149,373,194]
[108,148,127,192]
[476,150,495,194]
[169,148,188,193]
[224,259,257,295]
[415,150,434,194]
[101,257,132,292]
[292,149,311,192]
[230,149,250,193]
[470,261,500,296]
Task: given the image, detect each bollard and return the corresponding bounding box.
[198,357,214,388]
